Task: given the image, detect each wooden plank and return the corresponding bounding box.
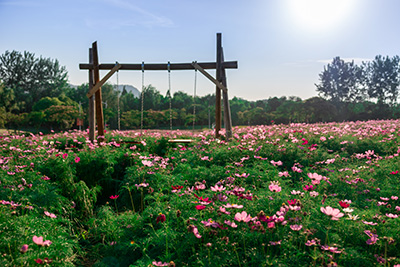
[79,61,238,70]
[88,48,96,142]
[92,42,105,141]
[221,49,233,140]
[168,139,193,143]
[191,62,227,92]
[86,63,121,98]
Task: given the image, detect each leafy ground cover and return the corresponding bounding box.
[1,120,400,266]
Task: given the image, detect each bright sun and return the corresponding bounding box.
[286,0,356,32]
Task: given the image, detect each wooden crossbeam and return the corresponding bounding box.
[86,63,121,98]
[79,61,238,71]
[191,61,227,93]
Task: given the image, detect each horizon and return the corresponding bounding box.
[1,0,400,101]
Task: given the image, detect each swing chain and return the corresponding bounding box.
[192,69,197,132]
[116,62,120,131]
[168,61,172,131]
[140,61,145,136]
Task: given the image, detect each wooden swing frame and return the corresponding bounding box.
[79,33,237,142]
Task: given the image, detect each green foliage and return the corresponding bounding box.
[0,50,69,113]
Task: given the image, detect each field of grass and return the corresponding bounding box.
[1,121,400,266]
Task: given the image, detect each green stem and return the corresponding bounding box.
[128,188,135,213]
[114,199,118,214]
[234,246,242,267]
[141,190,144,212]
[165,224,169,259]
[208,248,211,266]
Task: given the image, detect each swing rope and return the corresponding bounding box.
[168,61,172,131]
[116,67,120,131]
[192,69,197,132]
[140,62,145,136]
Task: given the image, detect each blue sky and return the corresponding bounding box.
[1,0,400,101]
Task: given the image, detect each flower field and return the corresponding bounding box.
[1,120,400,266]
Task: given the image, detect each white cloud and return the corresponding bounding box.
[102,0,173,28]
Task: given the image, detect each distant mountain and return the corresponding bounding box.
[68,84,140,98]
[116,84,140,98]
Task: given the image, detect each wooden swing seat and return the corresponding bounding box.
[168,139,193,143]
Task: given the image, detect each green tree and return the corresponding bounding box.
[0,82,17,112]
[0,50,69,112]
[364,55,400,105]
[303,97,337,123]
[316,57,364,103]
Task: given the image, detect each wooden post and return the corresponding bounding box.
[221,49,233,139]
[92,42,105,141]
[88,48,95,142]
[215,33,222,138]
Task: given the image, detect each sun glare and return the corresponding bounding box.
[286,0,355,32]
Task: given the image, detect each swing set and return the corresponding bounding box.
[79,33,238,142]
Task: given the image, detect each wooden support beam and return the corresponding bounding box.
[92,42,105,141]
[86,63,121,98]
[215,33,222,138]
[221,49,233,140]
[79,61,237,71]
[191,62,227,92]
[88,48,95,142]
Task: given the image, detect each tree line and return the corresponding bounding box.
[1,51,400,132]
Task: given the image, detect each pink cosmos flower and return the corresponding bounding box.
[195,205,206,210]
[291,166,302,173]
[234,211,252,222]
[339,201,350,208]
[62,153,68,159]
[303,184,314,191]
[141,160,153,167]
[219,206,231,215]
[44,211,57,218]
[269,181,282,192]
[74,157,80,163]
[156,213,166,224]
[32,236,52,246]
[152,261,169,266]
[321,245,342,253]
[390,170,398,175]
[201,218,220,228]
[365,230,379,245]
[320,206,344,220]
[386,213,398,218]
[188,225,202,238]
[109,195,119,200]
[305,239,320,246]
[269,240,281,245]
[278,171,290,177]
[20,244,28,253]
[270,160,283,166]
[290,224,303,231]
[391,196,398,200]
[224,203,243,209]
[307,173,323,185]
[362,221,378,225]
[135,183,149,189]
[211,184,226,192]
[224,220,238,228]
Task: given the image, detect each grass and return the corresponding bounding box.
[1,120,400,266]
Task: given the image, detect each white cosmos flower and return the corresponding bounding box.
[342,208,354,213]
[347,214,359,220]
